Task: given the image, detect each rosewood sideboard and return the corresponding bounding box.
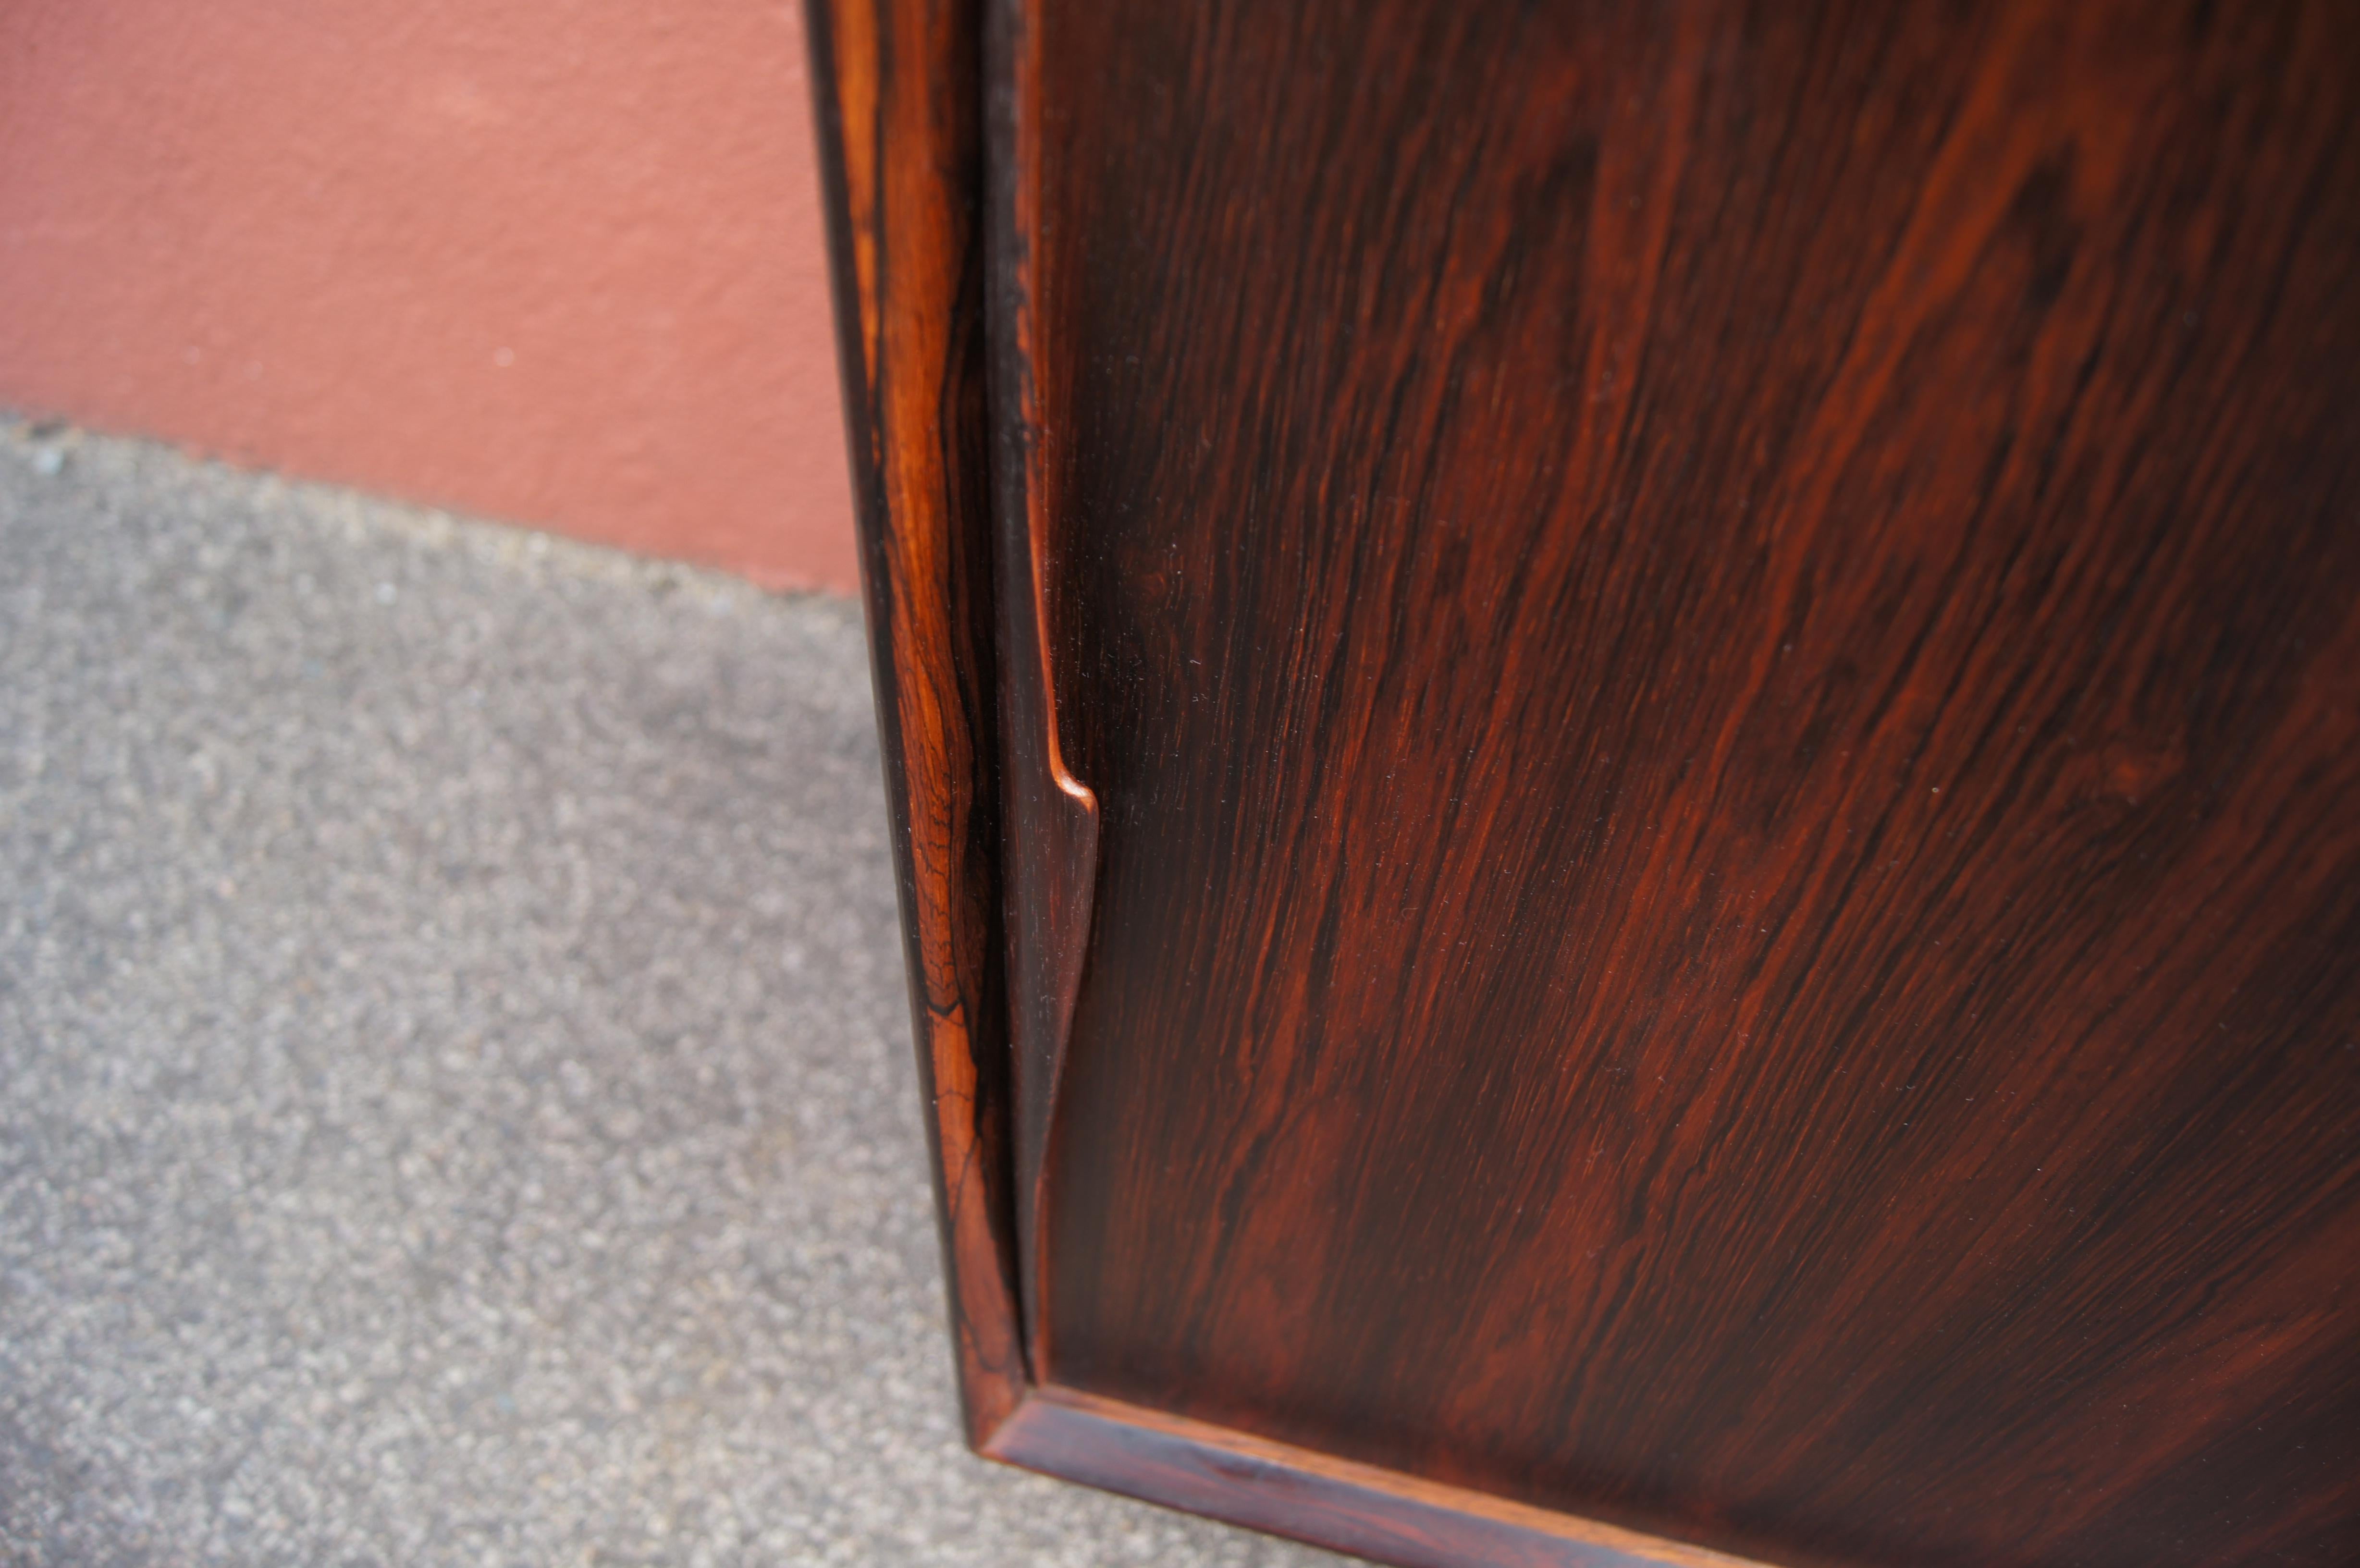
[805,2,2360,1563]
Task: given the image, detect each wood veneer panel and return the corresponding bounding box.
[1013,2,2360,1566]
[804,0,1025,1442]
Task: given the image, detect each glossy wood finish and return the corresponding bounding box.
[803,0,1025,1442]
[808,12,1758,1560]
[1019,1,2360,1565]
[817,0,2360,1563]
[985,0,1101,1350]
[987,1389,1767,1568]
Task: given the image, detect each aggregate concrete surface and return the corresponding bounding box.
[0,423,1353,1568]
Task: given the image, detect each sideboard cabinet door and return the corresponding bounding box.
[809,3,2360,1564]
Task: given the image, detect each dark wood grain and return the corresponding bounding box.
[985,0,1100,1360]
[1008,2,2360,1566]
[812,0,2360,1562]
[988,1387,1771,1568]
[803,0,1026,1442]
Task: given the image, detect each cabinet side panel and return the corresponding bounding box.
[804,0,1024,1443]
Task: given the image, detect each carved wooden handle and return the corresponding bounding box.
[992,0,1099,1374]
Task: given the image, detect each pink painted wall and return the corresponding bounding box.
[0,0,855,593]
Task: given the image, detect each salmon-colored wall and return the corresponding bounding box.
[0,0,855,593]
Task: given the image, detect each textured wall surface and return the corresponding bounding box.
[0,0,855,591]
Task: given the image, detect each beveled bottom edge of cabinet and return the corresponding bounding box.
[980,1384,1770,1568]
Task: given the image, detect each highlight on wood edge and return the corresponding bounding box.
[982,1386,1770,1568]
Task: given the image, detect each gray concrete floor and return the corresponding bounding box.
[0,423,1352,1568]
